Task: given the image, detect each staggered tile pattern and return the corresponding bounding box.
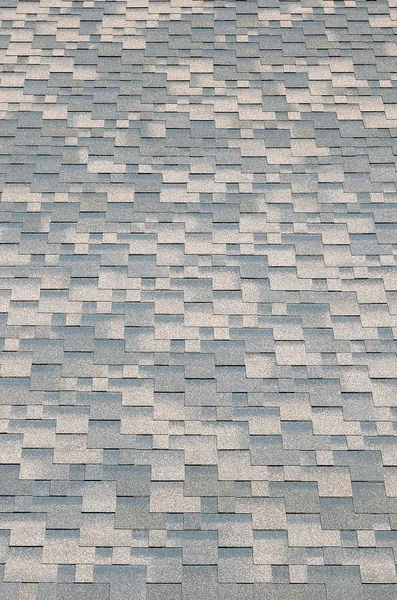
[0,0,397,597]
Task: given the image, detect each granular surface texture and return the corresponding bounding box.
[0,0,397,598]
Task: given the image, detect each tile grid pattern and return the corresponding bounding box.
[0,0,397,598]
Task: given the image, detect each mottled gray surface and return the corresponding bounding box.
[0,0,397,597]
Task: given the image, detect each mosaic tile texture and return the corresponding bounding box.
[1,0,397,597]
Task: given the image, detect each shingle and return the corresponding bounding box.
[1,0,397,596]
